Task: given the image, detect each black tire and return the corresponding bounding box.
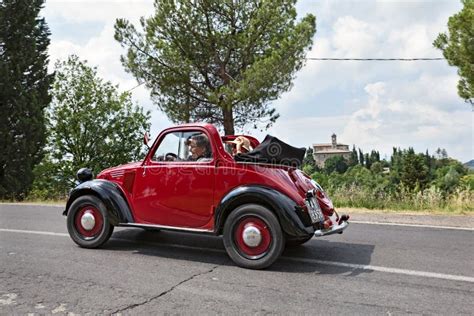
[67,195,114,248]
[285,235,313,247]
[223,204,285,269]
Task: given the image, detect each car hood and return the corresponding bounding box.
[97,161,142,179]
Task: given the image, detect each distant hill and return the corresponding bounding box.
[464,159,474,170]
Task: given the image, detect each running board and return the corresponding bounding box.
[119,223,214,234]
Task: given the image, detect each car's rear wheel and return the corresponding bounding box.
[223,204,284,269]
[67,195,113,248]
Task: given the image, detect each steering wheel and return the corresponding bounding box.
[164,152,178,161]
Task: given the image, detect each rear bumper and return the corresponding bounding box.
[314,220,349,237]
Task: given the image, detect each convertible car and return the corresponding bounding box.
[63,123,349,269]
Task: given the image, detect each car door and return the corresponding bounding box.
[132,130,215,229]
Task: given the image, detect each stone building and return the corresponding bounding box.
[313,134,351,168]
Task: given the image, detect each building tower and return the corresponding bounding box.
[331,133,337,148]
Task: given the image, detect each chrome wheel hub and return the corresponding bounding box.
[242,225,262,247]
[80,211,96,231]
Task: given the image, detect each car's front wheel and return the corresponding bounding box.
[223,204,284,269]
[67,195,113,248]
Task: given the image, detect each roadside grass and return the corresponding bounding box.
[330,187,473,215]
[339,207,473,216]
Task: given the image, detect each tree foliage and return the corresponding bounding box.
[434,0,474,105]
[114,0,316,134]
[31,56,151,197]
[398,148,429,191]
[0,0,53,199]
[348,145,358,166]
[324,156,348,174]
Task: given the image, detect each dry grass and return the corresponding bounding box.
[329,186,473,215]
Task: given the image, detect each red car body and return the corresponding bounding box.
[64,123,349,269]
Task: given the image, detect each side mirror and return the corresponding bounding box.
[143,132,150,149]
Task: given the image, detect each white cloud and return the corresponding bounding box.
[332,16,379,57]
[341,81,472,161]
[388,24,434,58]
[44,0,153,24]
[48,24,131,89]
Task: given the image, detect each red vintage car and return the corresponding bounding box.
[64,123,349,269]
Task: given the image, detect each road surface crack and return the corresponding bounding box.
[110,265,218,314]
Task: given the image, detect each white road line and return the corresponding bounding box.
[0,228,68,237]
[281,257,474,283]
[1,227,473,283]
[350,220,474,231]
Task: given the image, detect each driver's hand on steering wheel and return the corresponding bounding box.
[165,153,178,161]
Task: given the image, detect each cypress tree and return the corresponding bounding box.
[358,148,365,166]
[0,0,53,199]
[364,153,372,169]
[349,145,358,166]
[303,147,316,167]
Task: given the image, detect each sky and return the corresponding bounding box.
[42,0,473,162]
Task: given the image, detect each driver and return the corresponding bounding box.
[187,134,212,161]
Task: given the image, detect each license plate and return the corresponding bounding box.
[305,197,324,223]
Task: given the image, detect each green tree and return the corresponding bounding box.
[34,56,151,195]
[358,148,365,166]
[437,166,461,193]
[0,0,53,199]
[370,161,383,174]
[348,145,358,166]
[459,173,474,190]
[364,153,372,169]
[114,0,316,134]
[434,0,473,105]
[324,156,348,174]
[399,148,429,191]
[303,147,316,167]
[370,150,380,163]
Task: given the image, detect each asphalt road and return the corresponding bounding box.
[1,204,473,315]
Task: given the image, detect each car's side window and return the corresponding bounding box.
[152,131,213,162]
[152,132,180,161]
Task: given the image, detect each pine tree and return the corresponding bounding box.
[115,0,316,134]
[434,0,473,105]
[0,0,53,199]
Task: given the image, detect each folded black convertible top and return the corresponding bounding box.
[234,135,306,168]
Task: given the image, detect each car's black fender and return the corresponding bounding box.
[214,185,314,238]
[63,179,134,225]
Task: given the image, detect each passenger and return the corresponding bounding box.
[187,134,212,161]
[226,136,251,156]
